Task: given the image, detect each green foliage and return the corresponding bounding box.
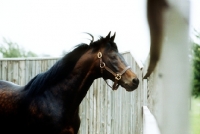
[0,38,37,58]
[190,97,200,134]
[192,32,200,97]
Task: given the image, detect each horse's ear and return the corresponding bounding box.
[105,31,111,40]
[110,32,116,42]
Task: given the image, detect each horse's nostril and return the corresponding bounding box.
[132,78,139,85]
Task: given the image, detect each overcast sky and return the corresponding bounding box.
[0,0,199,62]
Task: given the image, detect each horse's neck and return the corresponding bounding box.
[63,54,99,113]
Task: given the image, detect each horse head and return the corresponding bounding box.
[88,32,139,91]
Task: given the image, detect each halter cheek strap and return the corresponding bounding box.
[97,52,131,90]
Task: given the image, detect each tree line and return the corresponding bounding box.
[0,38,37,58]
[192,31,200,97]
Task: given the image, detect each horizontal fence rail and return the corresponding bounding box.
[0,52,144,134]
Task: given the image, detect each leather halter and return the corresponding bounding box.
[97,52,131,90]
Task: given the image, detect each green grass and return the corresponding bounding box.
[191,97,200,134]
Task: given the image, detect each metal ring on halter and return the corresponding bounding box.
[97,52,102,58]
[100,62,105,68]
[115,74,122,80]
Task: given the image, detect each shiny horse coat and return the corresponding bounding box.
[0,32,139,134]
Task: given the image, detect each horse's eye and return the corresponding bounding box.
[111,55,116,59]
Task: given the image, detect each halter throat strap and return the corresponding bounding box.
[97,52,131,90]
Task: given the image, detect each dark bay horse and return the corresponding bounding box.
[0,32,139,134]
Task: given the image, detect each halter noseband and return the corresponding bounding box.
[97,52,131,90]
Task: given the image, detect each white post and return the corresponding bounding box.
[158,0,191,134]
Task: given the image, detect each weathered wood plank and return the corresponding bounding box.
[18,60,26,85]
[1,61,8,80]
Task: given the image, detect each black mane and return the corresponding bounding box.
[23,34,118,97]
[24,43,89,97]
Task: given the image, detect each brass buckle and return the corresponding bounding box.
[115,74,121,80]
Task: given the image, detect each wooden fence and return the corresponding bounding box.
[0,52,145,134]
